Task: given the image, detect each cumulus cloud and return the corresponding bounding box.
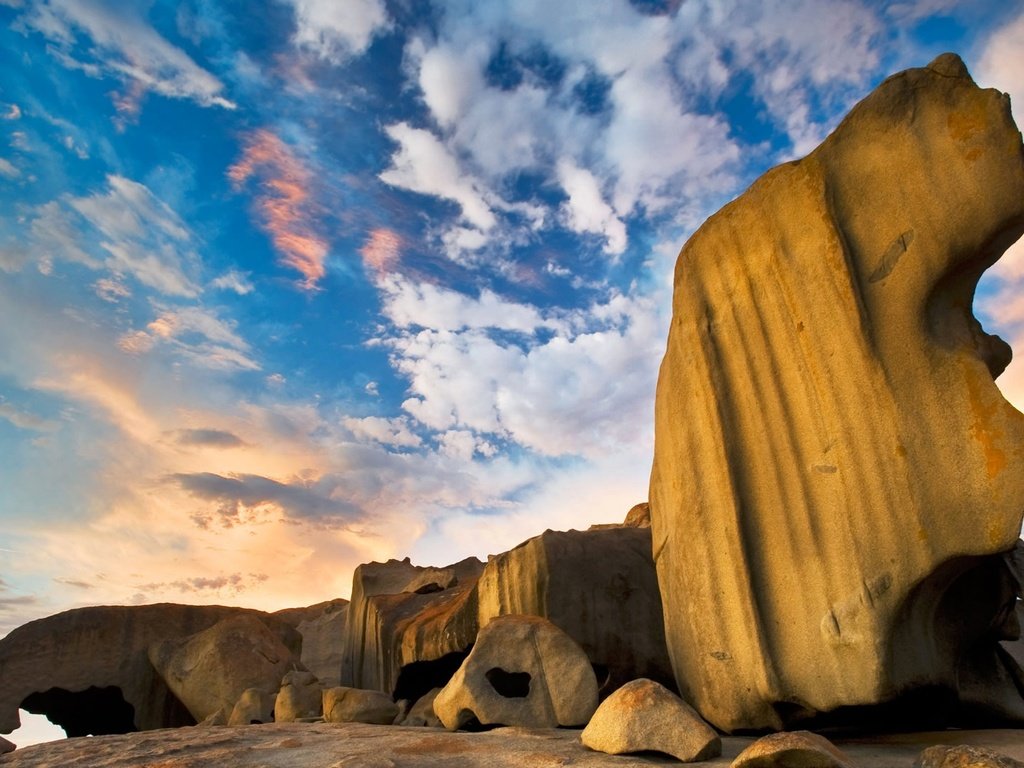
[20,0,235,114]
[379,122,497,232]
[556,159,627,255]
[343,416,421,448]
[977,9,1024,127]
[286,0,390,62]
[211,269,254,295]
[229,129,329,290]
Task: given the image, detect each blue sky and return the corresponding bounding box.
[1,0,1024,647]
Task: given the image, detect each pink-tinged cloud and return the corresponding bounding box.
[360,227,402,276]
[228,130,328,289]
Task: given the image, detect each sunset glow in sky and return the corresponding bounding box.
[2,0,1024,646]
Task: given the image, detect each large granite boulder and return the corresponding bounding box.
[273,599,349,687]
[148,614,304,722]
[649,53,1024,731]
[0,604,299,736]
[339,525,673,704]
[434,615,598,730]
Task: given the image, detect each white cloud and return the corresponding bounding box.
[977,9,1024,127]
[416,41,488,128]
[343,416,422,448]
[378,273,561,334]
[2,104,20,120]
[0,158,19,179]
[379,122,497,232]
[556,159,627,255]
[287,0,390,62]
[21,0,235,112]
[211,269,254,295]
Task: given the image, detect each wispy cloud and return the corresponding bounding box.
[20,0,235,117]
[0,400,59,433]
[169,428,247,449]
[360,228,402,275]
[228,129,329,290]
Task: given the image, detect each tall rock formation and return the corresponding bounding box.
[649,53,1024,732]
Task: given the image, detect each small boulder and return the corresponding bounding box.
[581,678,720,762]
[731,731,854,768]
[434,614,598,730]
[275,670,323,722]
[228,688,276,726]
[401,687,443,727]
[0,735,15,754]
[148,614,302,722]
[322,686,399,725]
[916,745,1024,768]
[197,709,227,727]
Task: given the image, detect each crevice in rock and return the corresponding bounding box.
[21,686,138,737]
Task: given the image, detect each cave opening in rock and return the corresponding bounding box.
[393,649,470,704]
[21,686,137,737]
[485,667,531,698]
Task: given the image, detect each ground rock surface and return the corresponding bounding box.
[650,52,1024,732]
[0,604,299,735]
[4,725,1024,767]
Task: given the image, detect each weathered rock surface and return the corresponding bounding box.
[149,614,303,722]
[581,678,720,762]
[402,687,443,727]
[322,687,399,725]
[5,724,1024,767]
[274,600,349,688]
[228,688,276,726]
[275,671,323,722]
[0,604,299,736]
[649,52,1024,732]
[731,732,854,768]
[916,744,1024,768]
[340,526,673,704]
[0,735,13,755]
[434,615,598,730]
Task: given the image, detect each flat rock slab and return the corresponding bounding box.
[2,725,1024,767]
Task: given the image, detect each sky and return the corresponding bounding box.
[2,0,1024,659]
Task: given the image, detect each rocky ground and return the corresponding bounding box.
[3,723,1024,768]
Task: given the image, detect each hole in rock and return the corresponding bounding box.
[591,663,611,695]
[21,686,137,737]
[485,668,531,698]
[393,649,470,704]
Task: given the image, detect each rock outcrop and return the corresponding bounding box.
[731,732,854,768]
[227,689,276,726]
[275,670,323,722]
[322,687,400,725]
[273,600,349,688]
[434,615,598,730]
[0,604,299,736]
[649,53,1024,731]
[148,614,303,723]
[340,526,673,704]
[915,745,1024,768]
[581,678,721,762]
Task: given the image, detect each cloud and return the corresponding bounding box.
[135,572,268,595]
[556,159,627,255]
[342,416,421,448]
[20,0,235,114]
[229,129,329,290]
[93,277,130,302]
[119,305,260,371]
[0,401,59,433]
[170,471,365,528]
[977,8,1024,127]
[170,428,247,449]
[0,158,20,179]
[286,0,390,62]
[1,104,20,120]
[61,175,200,296]
[210,269,254,295]
[360,228,402,275]
[379,122,497,232]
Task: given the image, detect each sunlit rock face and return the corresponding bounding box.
[649,53,1024,733]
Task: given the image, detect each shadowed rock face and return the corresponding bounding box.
[650,53,1024,732]
[0,604,300,735]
